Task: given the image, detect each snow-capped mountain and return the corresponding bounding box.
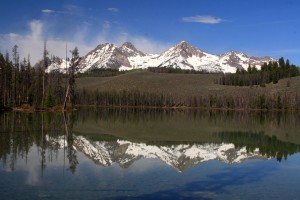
[46,56,70,73]
[219,51,274,72]
[47,135,267,172]
[77,43,131,72]
[47,41,275,73]
[156,41,224,72]
[119,42,145,57]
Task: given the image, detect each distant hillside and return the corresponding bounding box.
[75,71,300,110]
[76,70,300,98]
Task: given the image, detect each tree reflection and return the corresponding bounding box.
[0,110,300,174]
[63,112,78,174]
[0,112,78,174]
[215,131,300,162]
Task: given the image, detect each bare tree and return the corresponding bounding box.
[64,47,79,110]
[42,40,49,107]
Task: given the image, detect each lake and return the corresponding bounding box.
[1,109,300,199]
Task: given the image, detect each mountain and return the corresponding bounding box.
[77,43,131,72]
[47,41,275,73]
[219,51,275,72]
[46,56,69,73]
[156,41,223,72]
[119,42,145,57]
[46,135,267,172]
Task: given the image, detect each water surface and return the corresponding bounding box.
[1,109,300,199]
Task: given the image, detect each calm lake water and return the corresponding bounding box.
[1,109,300,199]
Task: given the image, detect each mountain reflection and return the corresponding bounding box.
[48,135,266,172]
[0,110,300,173]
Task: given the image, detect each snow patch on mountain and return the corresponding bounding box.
[42,56,70,73]
[77,43,131,73]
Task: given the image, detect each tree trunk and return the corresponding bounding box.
[63,83,70,110]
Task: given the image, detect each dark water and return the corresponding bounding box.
[1,109,300,199]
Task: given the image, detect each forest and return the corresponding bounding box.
[77,68,125,77]
[217,57,300,86]
[147,66,211,74]
[75,88,300,111]
[0,44,78,111]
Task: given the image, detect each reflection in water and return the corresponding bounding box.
[0,112,78,174]
[216,131,300,162]
[2,110,300,199]
[0,110,300,173]
[49,135,265,172]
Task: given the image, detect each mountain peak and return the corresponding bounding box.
[93,43,116,52]
[162,41,204,59]
[229,50,238,54]
[226,50,248,56]
[175,41,192,49]
[121,42,137,51]
[120,41,145,57]
[47,41,275,74]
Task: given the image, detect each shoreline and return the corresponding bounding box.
[2,105,298,113]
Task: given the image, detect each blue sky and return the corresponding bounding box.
[0,0,300,64]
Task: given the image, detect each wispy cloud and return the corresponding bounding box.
[41,9,55,14]
[115,33,171,54]
[41,5,85,17]
[0,20,91,63]
[0,19,169,64]
[182,15,224,24]
[107,7,119,12]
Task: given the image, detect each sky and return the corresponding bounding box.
[0,0,300,65]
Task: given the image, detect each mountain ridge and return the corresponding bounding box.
[47,41,276,73]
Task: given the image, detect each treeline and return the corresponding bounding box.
[76,89,300,111]
[217,57,300,86]
[0,44,78,110]
[148,66,210,74]
[216,131,300,162]
[76,68,125,77]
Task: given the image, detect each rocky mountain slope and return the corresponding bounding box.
[47,41,275,73]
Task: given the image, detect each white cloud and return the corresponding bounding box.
[7,33,20,38]
[182,15,224,24]
[29,20,43,40]
[0,20,169,64]
[0,20,92,64]
[41,9,55,14]
[42,6,85,17]
[124,36,170,54]
[107,7,119,12]
[91,26,170,55]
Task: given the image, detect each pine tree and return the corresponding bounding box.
[44,85,53,108]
